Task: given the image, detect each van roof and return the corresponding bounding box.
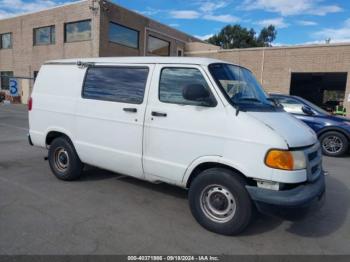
[46,57,237,67]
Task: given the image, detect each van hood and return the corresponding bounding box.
[247,111,317,148]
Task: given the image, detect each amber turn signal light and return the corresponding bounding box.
[265,150,294,170]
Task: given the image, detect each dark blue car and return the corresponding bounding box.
[270,94,350,157]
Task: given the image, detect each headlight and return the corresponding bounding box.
[265,149,306,170]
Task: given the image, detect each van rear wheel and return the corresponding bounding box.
[189,168,253,235]
[48,137,83,181]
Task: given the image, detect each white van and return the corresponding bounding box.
[28,57,325,235]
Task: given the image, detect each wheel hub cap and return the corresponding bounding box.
[200,185,236,223]
[54,147,69,172]
[322,136,343,153]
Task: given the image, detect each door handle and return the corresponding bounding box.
[151,111,167,117]
[123,108,137,113]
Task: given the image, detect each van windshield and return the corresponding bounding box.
[209,63,276,111]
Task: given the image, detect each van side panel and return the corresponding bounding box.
[29,65,86,148]
[73,64,155,178]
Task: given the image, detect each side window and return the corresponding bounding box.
[109,22,139,49]
[159,67,215,106]
[277,97,304,114]
[0,33,12,49]
[33,25,55,45]
[148,36,170,56]
[65,20,91,43]
[0,71,14,90]
[83,67,149,104]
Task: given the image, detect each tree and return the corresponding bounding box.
[257,25,277,47]
[206,24,277,49]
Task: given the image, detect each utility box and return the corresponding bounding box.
[21,79,31,105]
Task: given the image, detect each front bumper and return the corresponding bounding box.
[246,171,325,209]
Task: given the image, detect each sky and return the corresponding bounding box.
[0,0,349,46]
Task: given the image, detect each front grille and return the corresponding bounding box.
[305,143,322,181]
[308,150,318,162]
[311,164,319,174]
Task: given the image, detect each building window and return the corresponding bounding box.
[147,36,170,56]
[64,20,91,43]
[34,26,55,45]
[83,67,149,104]
[109,22,139,49]
[0,33,12,49]
[159,67,215,107]
[0,71,14,90]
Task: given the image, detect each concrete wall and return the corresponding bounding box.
[0,0,99,81]
[99,1,199,57]
[186,43,350,115]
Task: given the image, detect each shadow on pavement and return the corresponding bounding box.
[119,176,188,200]
[79,166,123,181]
[78,167,349,237]
[286,176,349,237]
[80,166,188,199]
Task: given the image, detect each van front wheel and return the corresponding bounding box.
[48,137,83,181]
[189,168,253,235]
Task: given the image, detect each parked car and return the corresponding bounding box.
[270,94,350,157]
[29,57,325,235]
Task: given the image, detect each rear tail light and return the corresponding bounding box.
[28,97,33,111]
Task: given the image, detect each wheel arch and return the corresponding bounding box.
[45,128,74,146]
[317,127,350,141]
[182,156,252,189]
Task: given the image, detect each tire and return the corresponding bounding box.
[189,168,253,235]
[48,136,83,181]
[319,131,349,157]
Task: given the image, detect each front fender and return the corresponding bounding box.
[180,155,250,188]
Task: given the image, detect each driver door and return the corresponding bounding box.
[143,64,226,184]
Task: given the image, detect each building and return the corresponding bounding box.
[186,42,350,114]
[0,0,199,90]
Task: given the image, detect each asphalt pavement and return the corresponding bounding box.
[0,104,349,255]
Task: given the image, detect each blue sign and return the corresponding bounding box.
[9,78,20,96]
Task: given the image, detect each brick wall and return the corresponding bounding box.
[0,0,99,81]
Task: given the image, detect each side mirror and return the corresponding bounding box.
[302,106,314,115]
[267,97,283,108]
[183,84,213,104]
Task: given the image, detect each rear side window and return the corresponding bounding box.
[83,67,149,104]
[159,67,214,106]
[275,97,305,114]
